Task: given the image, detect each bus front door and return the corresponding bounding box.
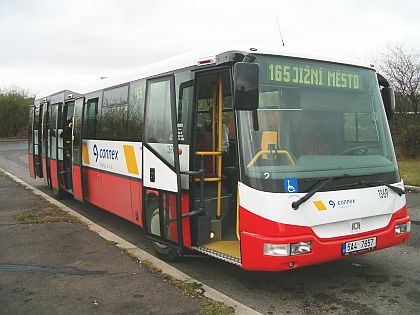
[142,75,183,252]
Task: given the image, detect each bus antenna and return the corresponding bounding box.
[275,15,285,47]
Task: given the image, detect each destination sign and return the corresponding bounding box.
[260,57,366,91]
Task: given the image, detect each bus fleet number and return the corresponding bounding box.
[378,188,388,199]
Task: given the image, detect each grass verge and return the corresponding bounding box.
[139,259,234,315]
[398,160,420,186]
[16,204,81,224]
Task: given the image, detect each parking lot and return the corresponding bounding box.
[1,140,419,314]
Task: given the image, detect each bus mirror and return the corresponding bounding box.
[233,62,259,111]
[381,87,395,120]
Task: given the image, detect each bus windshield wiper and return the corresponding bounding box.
[292,174,354,210]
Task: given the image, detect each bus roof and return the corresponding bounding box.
[35,46,374,100]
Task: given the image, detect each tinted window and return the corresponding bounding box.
[144,78,174,165]
[73,98,84,165]
[175,70,194,144]
[49,104,59,159]
[83,98,98,139]
[28,105,34,153]
[128,80,145,141]
[101,85,129,140]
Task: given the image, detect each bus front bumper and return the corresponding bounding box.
[240,216,410,271]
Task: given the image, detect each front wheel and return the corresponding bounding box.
[148,206,179,261]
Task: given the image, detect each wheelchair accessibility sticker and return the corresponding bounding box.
[284,178,298,193]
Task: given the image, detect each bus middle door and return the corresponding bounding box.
[142,75,183,254]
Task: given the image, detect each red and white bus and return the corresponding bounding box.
[28,48,411,271]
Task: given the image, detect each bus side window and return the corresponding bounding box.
[28,105,34,154]
[101,85,129,141]
[128,79,146,142]
[83,98,99,139]
[177,79,194,144]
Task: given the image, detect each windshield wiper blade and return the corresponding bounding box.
[291,174,353,210]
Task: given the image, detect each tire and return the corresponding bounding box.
[147,200,179,261]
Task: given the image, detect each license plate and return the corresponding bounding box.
[342,237,376,255]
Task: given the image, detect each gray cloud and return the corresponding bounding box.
[1,0,419,94]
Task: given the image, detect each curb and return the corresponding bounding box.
[0,138,27,142]
[405,185,420,193]
[0,167,261,315]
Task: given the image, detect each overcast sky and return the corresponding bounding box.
[1,0,419,95]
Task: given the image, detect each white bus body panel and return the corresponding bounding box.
[239,181,406,238]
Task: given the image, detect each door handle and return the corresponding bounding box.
[150,168,155,182]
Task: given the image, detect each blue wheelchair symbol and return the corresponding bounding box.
[284,178,298,193]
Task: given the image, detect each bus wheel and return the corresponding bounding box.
[149,207,179,261]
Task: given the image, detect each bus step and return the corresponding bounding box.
[192,242,241,266]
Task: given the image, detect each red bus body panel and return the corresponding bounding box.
[42,157,48,185]
[240,205,410,271]
[49,159,59,189]
[101,172,133,222]
[28,154,35,178]
[72,165,83,201]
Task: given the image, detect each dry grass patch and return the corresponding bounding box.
[16,204,81,224]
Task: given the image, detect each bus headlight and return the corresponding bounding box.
[264,241,312,256]
[264,243,290,256]
[395,222,411,235]
[290,241,312,256]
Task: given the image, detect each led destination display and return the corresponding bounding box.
[260,56,368,91]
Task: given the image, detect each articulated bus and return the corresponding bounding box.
[28,48,411,271]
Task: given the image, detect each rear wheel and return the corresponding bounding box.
[148,200,179,261]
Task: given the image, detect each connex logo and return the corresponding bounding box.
[93,144,119,163]
[329,198,356,209]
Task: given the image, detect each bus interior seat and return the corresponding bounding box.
[261,131,278,159]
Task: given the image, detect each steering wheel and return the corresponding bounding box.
[337,146,369,156]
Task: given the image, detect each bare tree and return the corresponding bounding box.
[376,44,420,113]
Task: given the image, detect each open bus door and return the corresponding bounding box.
[57,101,75,194]
[142,75,184,258]
[28,104,36,178]
[41,101,50,186]
[190,69,241,265]
[72,97,84,201]
[33,103,43,178]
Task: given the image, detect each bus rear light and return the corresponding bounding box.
[197,57,216,66]
[290,241,312,256]
[264,243,290,256]
[395,222,411,235]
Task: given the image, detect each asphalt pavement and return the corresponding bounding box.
[1,140,419,315]
[0,171,202,314]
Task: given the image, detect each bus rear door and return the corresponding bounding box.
[28,104,35,178]
[142,75,183,251]
[41,101,50,186]
[33,103,43,178]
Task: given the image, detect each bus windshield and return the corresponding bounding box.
[238,55,399,192]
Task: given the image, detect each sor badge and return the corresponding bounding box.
[284,178,298,193]
[350,220,361,231]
